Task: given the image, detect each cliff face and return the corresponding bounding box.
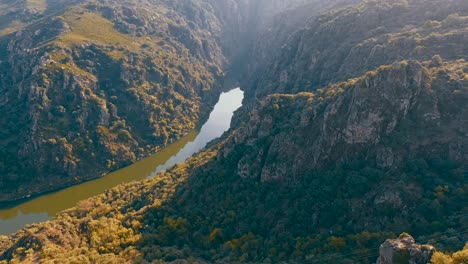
[0,0,226,201]
[223,60,467,182]
[244,0,468,98]
[1,60,466,263]
[0,0,467,263]
[207,0,320,81]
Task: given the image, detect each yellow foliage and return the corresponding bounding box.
[431,243,468,264]
[88,217,141,254]
[26,0,47,12]
[208,228,223,243]
[326,236,347,251]
[58,8,132,47]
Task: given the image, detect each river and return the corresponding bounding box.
[0,88,244,235]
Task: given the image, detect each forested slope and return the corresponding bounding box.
[0,0,466,263]
[0,0,225,201]
[244,0,468,98]
[1,59,466,263]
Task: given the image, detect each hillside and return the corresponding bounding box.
[0,0,467,263]
[0,0,226,202]
[1,59,466,263]
[0,0,85,36]
[0,0,327,203]
[244,0,468,99]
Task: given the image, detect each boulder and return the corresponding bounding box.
[377,233,435,264]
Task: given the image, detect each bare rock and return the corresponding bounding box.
[377,233,435,264]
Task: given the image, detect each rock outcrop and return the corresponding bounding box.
[222,60,468,182]
[377,233,435,264]
[243,0,468,99]
[0,0,226,202]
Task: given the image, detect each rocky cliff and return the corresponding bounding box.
[1,59,466,263]
[244,0,468,99]
[0,0,226,201]
[0,0,466,263]
[223,59,467,182]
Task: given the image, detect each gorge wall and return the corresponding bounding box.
[0,0,467,263]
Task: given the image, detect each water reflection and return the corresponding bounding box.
[0,88,244,235]
[151,87,244,176]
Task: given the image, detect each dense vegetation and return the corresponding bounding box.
[244,0,468,98]
[432,244,468,264]
[0,0,466,263]
[1,60,466,263]
[0,0,225,201]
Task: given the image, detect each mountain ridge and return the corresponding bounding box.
[0,0,227,202]
[242,0,468,99]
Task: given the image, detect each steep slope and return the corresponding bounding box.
[0,0,225,202]
[244,0,468,98]
[0,0,322,203]
[0,0,85,36]
[206,0,327,82]
[1,60,466,263]
[0,0,466,263]
[226,59,467,181]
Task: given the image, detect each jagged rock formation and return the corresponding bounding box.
[223,60,468,182]
[377,233,435,264]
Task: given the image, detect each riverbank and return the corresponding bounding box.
[0,88,243,235]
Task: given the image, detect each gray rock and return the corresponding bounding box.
[377,233,435,264]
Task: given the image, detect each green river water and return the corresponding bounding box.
[0,88,244,235]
